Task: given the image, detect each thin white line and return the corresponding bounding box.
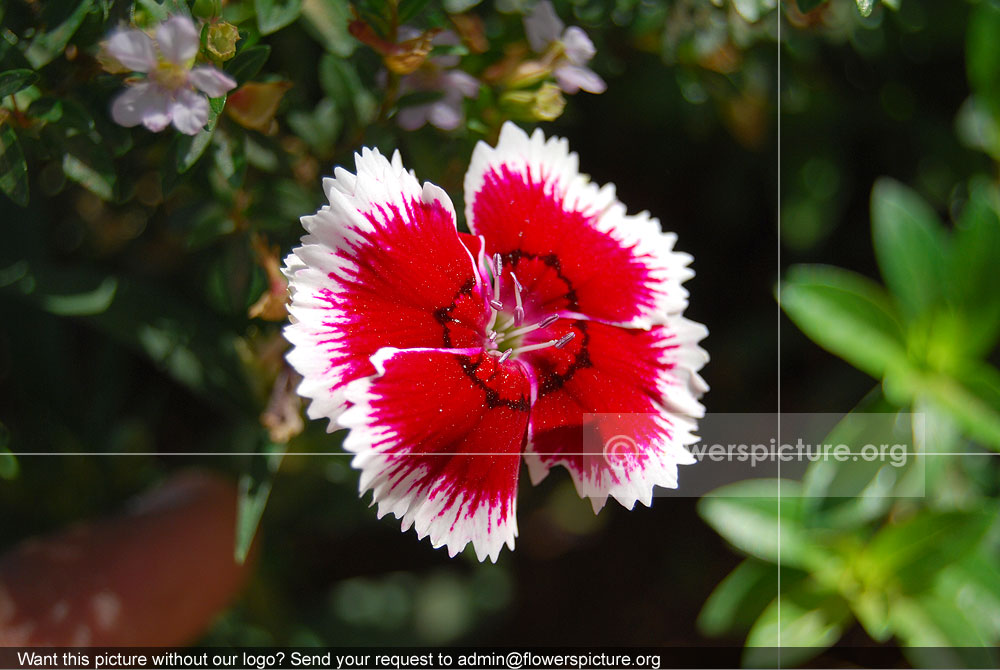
[5,451,996,456]
[776,1,783,663]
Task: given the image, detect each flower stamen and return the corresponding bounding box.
[511,272,525,326]
[505,313,558,339]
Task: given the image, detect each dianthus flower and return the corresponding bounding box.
[106,15,236,135]
[283,122,707,561]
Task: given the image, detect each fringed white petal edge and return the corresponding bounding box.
[282,148,459,430]
[464,121,694,327]
[522,313,708,512]
[339,347,519,563]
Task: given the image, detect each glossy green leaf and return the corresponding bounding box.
[300,0,354,56]
[919,370,1000,450]
[697,559,781,636]
[893,594,996,666]
[24,0,94,68]
[63,141,117,201]
[870,178,948,320]
[0,422,16,480]
[0,124,28,207]
[863,509,994,593]
[320,55,377,126]
[950,178,1000,356]
[796,0,828,12]
[781,264,907,378]
[0,69,37,99]
[174,96,226,174]
[235,443,286,563]
[41,277,118,316]
[699,479,824,569]
[287,98,341,155]
[28,97,96,133]
[935,554,1000,642]
[399,0,433,22]
[225,45,271,85]
[743,583,851,668]
[255,0,302,35]
[134,0,189,24]
[968,0,1000,121]
[800,395,913,528]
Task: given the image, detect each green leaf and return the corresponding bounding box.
[133,0,189,26]
[0,446,17,480]
[917,369,1000,450]
[697,559,781,637]
[399,0,433,23]
[225,45,271,85]
[781,264,907,378]
[956,95,1000,160]
[24,0,94,68]
[0,422,17,480]
[63,140,117,201]
[173,96,225,174]
[967,0,1000,122]
[870,178,948,320]
[856,0,874,17]
[795,0,828,11]
[287,98,341,156]
[255,0,302,35]
[949,178,1000,356]
[699,479,825,569]
[0,124,29,207]
[892,593,996,666]
[743,583,851,668]
[0,69,38,99]
[443,0,481,12]
[301,0,354,56]
[863,509,994,593]
[28,97,96,133]
[2,263,253,409]
[211,128,246,190]
[801,397,916,529]
[235,443,286,563]
[320,55,377,126]
[935,553,1000,642]
[41,277,118,316]
[396,90,446,109]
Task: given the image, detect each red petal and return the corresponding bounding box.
[464,123,694,327]
[284,150,490,428]
[340,347,530,562]
[520,318,707,511]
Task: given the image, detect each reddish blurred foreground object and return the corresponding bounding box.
[0,470,253,646]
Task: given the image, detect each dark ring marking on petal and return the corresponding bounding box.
[456,354,530,412]
[434,277,479,348]
[500,250,580,311]
[537,320,592,396]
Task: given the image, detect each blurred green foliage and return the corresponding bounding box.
[696,0,1000,665]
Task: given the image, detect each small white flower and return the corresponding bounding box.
[106,16,237,135]
[393,29,480,132]
[523,1,606,94]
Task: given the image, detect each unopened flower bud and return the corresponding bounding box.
[206,21,240,61]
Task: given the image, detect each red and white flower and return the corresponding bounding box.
[283,122,708,562]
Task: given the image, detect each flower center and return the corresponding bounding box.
[149,60,188,91]
[484,252,574,363]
